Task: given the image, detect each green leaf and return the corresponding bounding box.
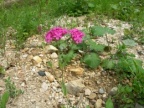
[47,61,52,68]
[83,53,101,68]
[88,3,95,8]
[1,91,9,108]
[61,81,67,96]
[102,59,115,70]
[91,26,115,37]
[117,57,142,74]
[88,40,105,52]
[122,39,138,47]
[85,105,90,108]
[0,66,5,74]
[59,50,75,68]
[105,97,114,108]
[110,4,118,10]
[59,42,68,51]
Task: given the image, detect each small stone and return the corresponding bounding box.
[95,99,103,108]
[21,82,25,87]
[99,88,105,94]
[22,54,28,58]
[45,72,55,82]
[50,52,58,59]
[69,67,84,76]
[109,87,118,96]
[27,55,33,61]
[45,45,58,53]
[41,82,48,92]
[66,79,85,95]
[33,56,42,63]
[38,71,46,76]
[0,87,4,91]
[88,93,96,100]
[85,88,91,96]
[102,94,107,100]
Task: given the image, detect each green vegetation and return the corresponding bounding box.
[0,91,9,108]
[5,77,23,98]
[0,66,5,75]
[0,77,23,108]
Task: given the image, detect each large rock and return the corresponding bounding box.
[66,79,85,95]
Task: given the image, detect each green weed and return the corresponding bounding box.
[0,66,5,75]
[0,91,9,108]
[5,77,23,98]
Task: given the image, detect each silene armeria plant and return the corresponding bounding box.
[45,26,87,69]
[45,26,104,70]
[45,27,86,107]
[45,26,104,108]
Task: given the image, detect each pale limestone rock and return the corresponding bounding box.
[69,67,84,76]
[95,99,103,108]
[33,56,42,63]
[45,45,58,53]
[50,52,58,59]
[84,88,91,96]
[66,79,85,95]
[40,82,48,92]
[45,72,55,82]
[88,93,96,99]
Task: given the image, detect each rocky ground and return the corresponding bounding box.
[0,16,144,108]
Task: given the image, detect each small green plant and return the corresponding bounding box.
[105,97,114,108]
[0,66,5,75]
[67,0,95,16]
[101,43,144,107]
[0,91,9,108]
[5,77,23,98]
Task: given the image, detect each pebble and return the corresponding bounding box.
[102,94,107,100]
[33,56,42,63]
[95,99,103,108]
[50,52,58,59]
[47,75,55,82]
[69,67,84,76]
[45,45,58,52]
[41,82,48,92]
[38,71,46,76]
[109,87,118,96]
[99,88,105,94]
[88,93,96,100]
[46,73,55,82]
[85,88,91,96]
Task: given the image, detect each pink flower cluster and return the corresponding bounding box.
[69,28,85,44]
[45,27,68,43]
[45,27,85,44]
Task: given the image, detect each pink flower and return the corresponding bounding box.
[45,27,68,43]
[69,28,85,44]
